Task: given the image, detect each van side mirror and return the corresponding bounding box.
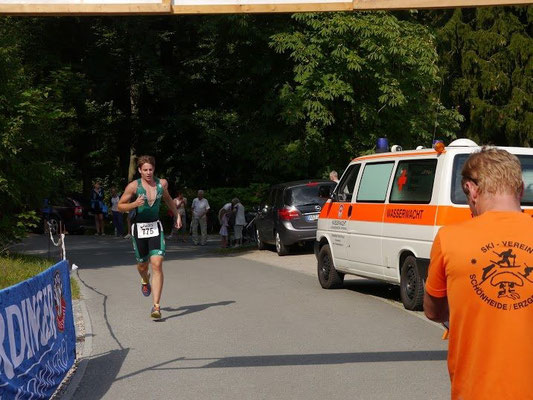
[319,185,332,198]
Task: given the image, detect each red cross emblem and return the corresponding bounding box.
[398,169,407,191]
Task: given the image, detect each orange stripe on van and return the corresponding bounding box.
[383,204,437,225]
[321,202,533,226]
[350,203,385,222]
[353,150,444,163]
[435,205,471,225]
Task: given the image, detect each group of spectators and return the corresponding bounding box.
[91,185,245,246]
[217,198,246,248]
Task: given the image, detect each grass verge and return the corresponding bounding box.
[0,253,80,300]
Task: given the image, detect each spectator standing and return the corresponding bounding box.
[91,182,105,235]
[232,198,246,247]
[329,170,339,183]
[191,190,210,246]
[167,191,188,241]
[218,203,232,248]
[110,187,124,237]
[424,147,532,399]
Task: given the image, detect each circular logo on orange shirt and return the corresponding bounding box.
[469,241,533,311]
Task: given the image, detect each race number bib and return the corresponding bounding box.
[136,221,159,239]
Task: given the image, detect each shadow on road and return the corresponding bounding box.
[191,350,448,368]
[75,348,130,399]
[343,279,402,303]
[113,350,447,381]
[158,301,236,322]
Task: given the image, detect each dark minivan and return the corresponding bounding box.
[255,180,336,256]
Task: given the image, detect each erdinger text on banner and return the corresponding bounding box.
[0,260,76,400]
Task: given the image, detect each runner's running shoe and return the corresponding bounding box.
[141,276,151,297]
[151,305,161,319]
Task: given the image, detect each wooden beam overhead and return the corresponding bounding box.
[0,0,531,15]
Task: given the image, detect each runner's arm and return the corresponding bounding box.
[118,181,143,212]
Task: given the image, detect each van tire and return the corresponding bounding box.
[275,231,290,256]
[400,256,424,311]
[317,245,344,289]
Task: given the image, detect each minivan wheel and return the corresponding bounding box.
[275,232,290,256]
[317,244,344,289]
[400,255,424,311]
[256,228,266,250]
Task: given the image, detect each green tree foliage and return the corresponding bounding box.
[270,12,462,172]
[0,19,72,250]
[434,7,532,146]
[0,10,529,248]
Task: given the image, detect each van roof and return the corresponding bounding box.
[352,145,533,163]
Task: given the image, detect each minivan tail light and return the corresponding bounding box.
[278,207,300,221]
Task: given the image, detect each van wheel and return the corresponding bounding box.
[400,256,424,311]
[275,232,290,256]
[256,228,265,250]
[317,244,344,289]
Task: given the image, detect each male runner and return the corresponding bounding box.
[118,155,182,319]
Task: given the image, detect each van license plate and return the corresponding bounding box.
[305,214,319,222]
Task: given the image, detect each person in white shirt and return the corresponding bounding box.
[110,187,124,236]
[191,190,210,245]
[231,198,246,247]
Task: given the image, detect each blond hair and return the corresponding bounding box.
[137,155,155,169]
[462,147,523,197]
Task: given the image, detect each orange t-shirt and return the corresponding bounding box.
[426,211,533,400]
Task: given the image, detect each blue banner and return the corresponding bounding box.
[0,260,76,399]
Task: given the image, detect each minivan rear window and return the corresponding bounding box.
[285,183,336,206]
[452,154,533,206]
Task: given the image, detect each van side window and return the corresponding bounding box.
[451,154,468,205]
[452,154,533,206]
[389,159,437,204]
[521,156,533,206]
[334,164,361,202]
[356,162,394,202]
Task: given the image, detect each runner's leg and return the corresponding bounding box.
[137,261,150,282]
[150,256,164,305]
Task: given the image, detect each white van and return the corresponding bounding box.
[315,139,533,310]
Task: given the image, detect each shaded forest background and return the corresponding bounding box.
[0,7,531,243]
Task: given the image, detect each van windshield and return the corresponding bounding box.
[451,154,533,206]
[285,183,336,206]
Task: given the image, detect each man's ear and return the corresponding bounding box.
[465,181,479,201]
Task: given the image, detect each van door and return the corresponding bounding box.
[382,158,439,279]
[348,161,395,277]
[324,164,361,263]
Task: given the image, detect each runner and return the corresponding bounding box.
[118,155,182,320]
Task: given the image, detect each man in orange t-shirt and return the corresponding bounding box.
[424,147,533,400]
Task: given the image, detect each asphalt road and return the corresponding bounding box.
[17,235,450,400]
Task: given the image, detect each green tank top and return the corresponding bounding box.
[134,178,164,222]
